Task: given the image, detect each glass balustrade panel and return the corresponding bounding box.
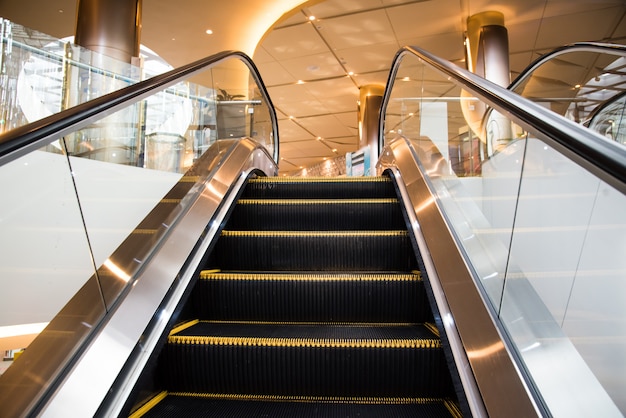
[383,51,624,416]
[0,52,277,375]
[0,145,102,360]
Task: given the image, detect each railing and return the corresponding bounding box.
[509,42,626,144]
[379,45,626,417]
[0,38,279,415]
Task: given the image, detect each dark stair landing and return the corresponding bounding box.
[131,176,463,417]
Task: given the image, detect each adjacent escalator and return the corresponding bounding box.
[129,175,464,417]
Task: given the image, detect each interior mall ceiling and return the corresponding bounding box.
[1,0,626,175]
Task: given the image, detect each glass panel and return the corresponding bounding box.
[383,51,624,415]
[0,25,277,378]
[0,18,141,135]
[383,53,524,304]
[0,146,102,352]
[502,138,626,416]
[511,48,626,145]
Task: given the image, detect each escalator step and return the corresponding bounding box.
[159,321,452,398]
[242,176,397,199]
[192,271,431,323]
[134,392,462,418]
[227,198,406,230]
[212,230,416,271]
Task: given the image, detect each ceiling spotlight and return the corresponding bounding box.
[309,15,316,21]
[205,29,213,35]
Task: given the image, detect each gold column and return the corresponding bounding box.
[466,11,510,87]
[75,0,142,63]
[358,84,385,164]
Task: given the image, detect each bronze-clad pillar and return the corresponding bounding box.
[75,0,142,63]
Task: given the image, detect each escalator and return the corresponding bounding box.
[2,41,625,418]
[128,176,464,417]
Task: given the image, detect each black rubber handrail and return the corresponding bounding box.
[0,49,279,164]
[508,41,626,91]
[380,45,626,195]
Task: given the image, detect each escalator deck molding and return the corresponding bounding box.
[166,335,442,349]
[198,271,422,282]
[220,230,409,238]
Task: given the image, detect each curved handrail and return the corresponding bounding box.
[380,45,626,195]
[508,42,626,92]
[0,49,280,164]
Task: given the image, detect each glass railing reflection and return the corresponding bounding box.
[0,21,277,382]
[383,50,625,416]
[510,43,626,146]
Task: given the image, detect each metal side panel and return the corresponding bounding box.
[37,138,277,418]
[378,137,540,418]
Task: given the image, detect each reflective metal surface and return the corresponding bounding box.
[378,138,539,417]
[40,138,277,417]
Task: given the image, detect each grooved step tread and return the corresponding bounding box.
[237,198,399,204]
[199,270,422,281]
[220,230,409,237]
[168,320,441,348]
[132,392,463,418]
[248,176,393,183]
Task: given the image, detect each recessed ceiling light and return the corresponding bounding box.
[205,29,213,35]
[308,15,316,21]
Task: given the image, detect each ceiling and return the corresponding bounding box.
[1,0,626,175]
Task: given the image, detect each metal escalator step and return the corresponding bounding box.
[192,271,432,323]
[242,176,397,199]
[227,198,406,230]
[159,321,452,398]
[134,392,462,418]
[213,230,416,271]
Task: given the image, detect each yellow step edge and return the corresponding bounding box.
[424,322,440,338]
[445,399,464,418]
[128,391,168,418]
[167,392,447,405]
[167,335,441,349]
[197,320,419,327]
[237,198,399,205]
[220,230,408,238]
[199,271,421,282]
[169,319,199,336]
